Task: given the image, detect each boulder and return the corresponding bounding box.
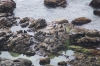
[19,17,29,24]
[13,58,32,66]
[67,54,100,66]
[0,0,16,15]
[0,17,17,28]
[94,10,100,16]
[39,57,50,65]
[70,28,100,47]
[20,22,29,28]
[29,18,47,29]
[44,0,67,8]
[0,58,32,66]
[89,0,100,8]
[7,33,36,56]
[71,17,91,25]
[58,61,67,66]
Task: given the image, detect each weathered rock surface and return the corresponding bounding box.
[70,28,100,47]
[0,57,33,66]
[44,0,67,8]
[71,17,91,25]
[0,17,17,28]
[67,54,100,66]
[33,22,74,56]
[39,57,50,65]
[7,33,36,56]
[0,30,35,56]
[94,10,100,16]
[0,0,16,16]
[53,18,69,24]
[90,0,100,8]
[58,61,67,66]
[29,18,47,29]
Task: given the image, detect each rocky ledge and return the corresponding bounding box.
[0,57,33,66]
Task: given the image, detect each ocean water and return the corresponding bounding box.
[13,0,100,30]
[0,50,74,66]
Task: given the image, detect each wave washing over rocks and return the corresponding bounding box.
[0,0,100,66]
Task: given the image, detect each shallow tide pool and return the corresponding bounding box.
[0,50,74,66]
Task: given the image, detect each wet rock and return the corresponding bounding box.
[17,30,23,34]
[85,30,100,37]
[25,49,36,56]
[13,58,32,66]
[94,10,100,16]
[53,18,69,24]
[19,17,29,24]
[44,0,67,8]
[0,57,32,66]
[67,54,100,66]
[58,61,67,66]
[20,22,29,28]
[39,57,50,65]
[34,18,47,29]
[0,0,16,15]
[90,0,100,8]
[0,17,17,28]
[71,17,91,25]
[7,33,35,56]
[29,18,47,29]
[70,28,100,47]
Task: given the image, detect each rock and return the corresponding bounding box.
[0,17,17,28]
[39,57,50,65]
[7,34,35,56]
[94,10,100,16]
[0,58,32,66]
[19,17,29,24]
[17,30,23,34]
[71,17,91,25]
[70,28,100,47]
[35,18,47,29]
[69,45,92,54]
[89,0,100,8]
[25,49,36,56]
[58,61,67,66]
[20,22,29,28]
[44,0,67,8]
[53,18,69,24]
[13,58,32,66]
[29,18,47,29]
[0,13,7,17]
[0,0,16,15]
[28,20,37,28]
[67,53,100,66]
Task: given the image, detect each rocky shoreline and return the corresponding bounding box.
[0,0,100,66]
